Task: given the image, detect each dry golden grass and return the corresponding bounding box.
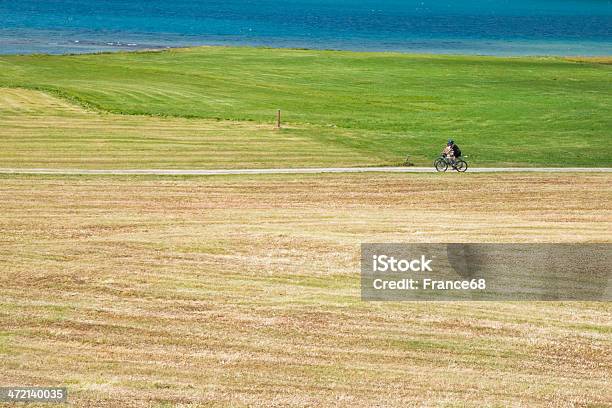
[0,173,611,407]
[565,56,612,65]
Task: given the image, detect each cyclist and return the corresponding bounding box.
[442,139,462,167]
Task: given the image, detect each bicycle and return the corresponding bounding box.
[434,155,468,172]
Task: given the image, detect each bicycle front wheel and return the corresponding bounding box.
[455,160,468,172]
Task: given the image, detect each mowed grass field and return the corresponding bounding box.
[1,173,611,407]
[1,47,611,167]
[0,88,382,169]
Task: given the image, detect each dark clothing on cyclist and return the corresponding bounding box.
[451,144,461,158]
[442,140,461,167]
[443,140,461,158]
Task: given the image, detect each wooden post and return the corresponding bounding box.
[276,109,281,129]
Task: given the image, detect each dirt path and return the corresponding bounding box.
[1,167,611,175]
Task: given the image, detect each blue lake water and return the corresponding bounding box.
[1,0,611,55]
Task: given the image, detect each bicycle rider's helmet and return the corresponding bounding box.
[447,139,454,145]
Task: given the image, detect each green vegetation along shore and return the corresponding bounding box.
[0,47,610,168]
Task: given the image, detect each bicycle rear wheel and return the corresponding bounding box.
[434,158,448,172]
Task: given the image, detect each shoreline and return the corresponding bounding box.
[1,30,611,58]
[1,43,611,60]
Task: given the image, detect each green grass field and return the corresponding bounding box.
[0,88,381,169]
[1,47,611,167]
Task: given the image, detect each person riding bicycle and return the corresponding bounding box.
[442,139,462,167]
